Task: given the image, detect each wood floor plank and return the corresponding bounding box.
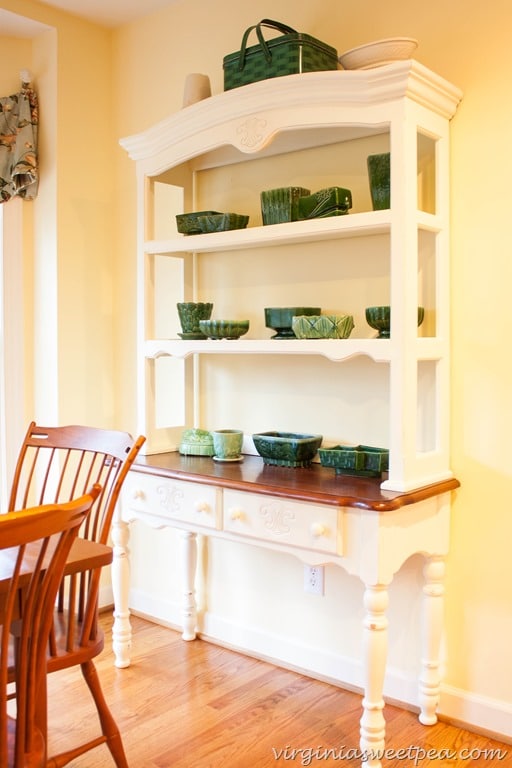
[45,613,511,767]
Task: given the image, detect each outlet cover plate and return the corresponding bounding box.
[304,565,324,595]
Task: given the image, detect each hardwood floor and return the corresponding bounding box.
[46,613,510,767]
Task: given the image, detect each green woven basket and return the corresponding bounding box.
[224,19,338,91]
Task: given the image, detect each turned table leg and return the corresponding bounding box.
[111,517,132,668]
[419,555,445,725]
[360,583,389,768]
[180,530,198,641]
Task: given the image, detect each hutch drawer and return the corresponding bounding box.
[223,488,342,554]
[123,473,219,529]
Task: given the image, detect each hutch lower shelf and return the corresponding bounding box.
[113,453,459,768]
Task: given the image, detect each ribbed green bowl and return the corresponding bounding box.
[199,319,250,340]
[260,187,311,225]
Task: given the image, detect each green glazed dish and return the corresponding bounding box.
[193,212,249,233]
[179,428,215,456]
[199,319,250,340]
[176,211,221,234]
[367,153,390,210]
[292,314,354,339]
[260,187,311,225]
[265,306,321,339]
[176,211,249,234]
[318,444,389,477]
[297,186,352,219]
[252,431,323,468]
[365,305,425,338]
[177,302,214,339]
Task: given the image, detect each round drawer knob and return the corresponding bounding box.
[230,508,245,522]
[132,488,145,500]
[195,500,210,514]
[311,522,327,538]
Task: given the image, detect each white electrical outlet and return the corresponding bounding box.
[304,565,324,595]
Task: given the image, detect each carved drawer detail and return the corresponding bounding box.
[122,474,218,528]
[223,490,342,555]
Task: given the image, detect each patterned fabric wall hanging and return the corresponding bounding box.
[0,80,39,203]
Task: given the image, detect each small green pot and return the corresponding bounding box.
[177,302,213,338]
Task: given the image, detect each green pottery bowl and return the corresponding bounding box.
[176,211,221,234]
[365,305,425,338]
[199,319,250,340]
[177,302,214,339]
[265,307,321,339]
[252,431,323,468]
[193,212,249,233]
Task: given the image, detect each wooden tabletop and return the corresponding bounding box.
[132,452,460,512]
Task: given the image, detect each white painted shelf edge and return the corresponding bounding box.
[145,210,442,255]
[144,337,442,363]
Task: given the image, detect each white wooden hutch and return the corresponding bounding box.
[115,62,462,767]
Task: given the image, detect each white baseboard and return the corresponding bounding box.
[438,685,512,743]
[109,588,512,744]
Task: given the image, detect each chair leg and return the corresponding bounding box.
[47,659,129,768]
[81,659,129,768]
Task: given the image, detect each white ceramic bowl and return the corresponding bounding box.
[339,37,418,70]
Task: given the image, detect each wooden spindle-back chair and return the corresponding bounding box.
[0,488,100,767]
[8,422,145,767]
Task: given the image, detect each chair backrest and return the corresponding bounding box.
[9,423,145,545]
[8,423,145,649]
[0,487,101,767]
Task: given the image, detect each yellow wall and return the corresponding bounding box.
[0,35,35,431]
[1,0,114,431]
[0,37,31,90]
[2,0,512,737]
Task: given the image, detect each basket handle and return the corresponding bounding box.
[237,19,297,72]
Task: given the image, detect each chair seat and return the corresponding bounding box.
[7,613,105,673]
